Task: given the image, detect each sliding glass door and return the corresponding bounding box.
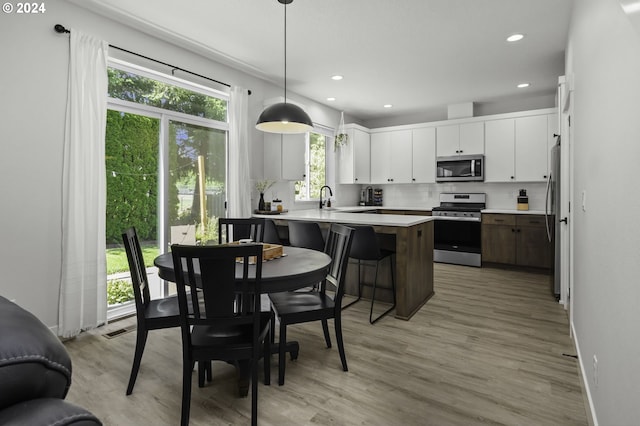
[166,119,227,246]
[105,60,229,318]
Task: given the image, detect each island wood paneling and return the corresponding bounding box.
[373,221,434,320]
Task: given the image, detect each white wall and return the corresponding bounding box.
[363,93,557,129]
[0,1,343,328]
[566,0,640,423]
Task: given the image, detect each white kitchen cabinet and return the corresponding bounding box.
[282,133,306,180]
[485,114,553,183]
[436,125,459,157]
[515,115,549,182]
[436,122,484,157]
[411,127,436,183]
[370,130,413,184]
[389,130,413,183]
[484,118,515,182]
[263,133,282,181]
[370,132,391,184]
[338,126,370,184]
[263,133,305,181]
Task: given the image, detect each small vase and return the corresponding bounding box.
[258,193,265,211]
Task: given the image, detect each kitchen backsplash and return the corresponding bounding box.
[252,181,547,212]
[375,182,548,211]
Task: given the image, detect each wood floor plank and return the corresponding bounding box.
[64,263,588,425]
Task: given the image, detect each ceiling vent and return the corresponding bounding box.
[447,102,475,119]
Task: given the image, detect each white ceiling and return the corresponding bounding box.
[78,0,573,122]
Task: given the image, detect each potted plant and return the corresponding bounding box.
[334,111,348,151]
[255,180,275,211]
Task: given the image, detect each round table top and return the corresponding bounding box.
[154,246,331,293]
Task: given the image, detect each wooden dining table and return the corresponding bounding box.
[153,245,331,396]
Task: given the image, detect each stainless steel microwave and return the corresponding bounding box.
[436,154,484,182]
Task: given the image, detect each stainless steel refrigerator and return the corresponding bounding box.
[545,135,561,298]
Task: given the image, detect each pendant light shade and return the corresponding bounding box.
[256,102,313,133]
[256,0,313,134]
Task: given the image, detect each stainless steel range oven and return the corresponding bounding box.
[432,193,486,267]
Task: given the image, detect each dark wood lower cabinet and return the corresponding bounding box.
[482,214,553,269]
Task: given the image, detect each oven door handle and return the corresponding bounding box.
[433,216,481,222]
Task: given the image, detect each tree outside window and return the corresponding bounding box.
[295,132,327,201]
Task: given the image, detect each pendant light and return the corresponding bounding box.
[256,0,313,134]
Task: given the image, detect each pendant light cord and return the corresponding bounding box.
[283,1,288,103]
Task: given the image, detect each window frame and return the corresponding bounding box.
[295,125,334,202]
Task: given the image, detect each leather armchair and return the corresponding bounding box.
[0,295,101,426]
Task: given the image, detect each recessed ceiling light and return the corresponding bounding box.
[327,97,336,101]
[383,104,393,108]
[507,34,524,42]
[331,75,343,81]
[517,82,531,88]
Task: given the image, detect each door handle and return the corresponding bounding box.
[560,217,568,224]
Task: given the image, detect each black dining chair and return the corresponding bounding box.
[122,227,181,395]
[171,243,271,426]
[268,223,354,385]
[287,221,325,251]
[342,225,396,324]
[218,218,265,244]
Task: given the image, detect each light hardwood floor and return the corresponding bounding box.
[65,263,588,425]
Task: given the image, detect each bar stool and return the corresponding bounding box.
[287,221,325,251]
[343,225,396,324]
[263,218,284,245]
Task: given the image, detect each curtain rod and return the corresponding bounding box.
[54,24,251,95]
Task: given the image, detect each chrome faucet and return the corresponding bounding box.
[319,185,333,209]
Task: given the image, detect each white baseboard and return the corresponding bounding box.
[571,320,598,426]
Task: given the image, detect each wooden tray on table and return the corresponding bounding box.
[229,242,285,264]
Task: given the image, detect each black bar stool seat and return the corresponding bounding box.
[342,225,396,323]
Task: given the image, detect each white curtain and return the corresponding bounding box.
[228,86,252,217]
[59,29,109,338]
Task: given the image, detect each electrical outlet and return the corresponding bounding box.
[593,355,598,387]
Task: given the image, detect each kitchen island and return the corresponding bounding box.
[254,209,435,320]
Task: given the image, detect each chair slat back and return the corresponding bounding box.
[171,244,264,330]
[122,227,151,308]
[218,218,266,244]
[322,224,354,305]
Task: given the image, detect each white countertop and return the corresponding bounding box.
[481,209,546,215]
[255,207,545,226]
[339,206,546,215]
[364,206,433,212]
[254,208,434,227]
